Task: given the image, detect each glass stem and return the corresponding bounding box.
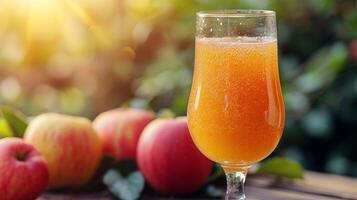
[222,165,249,200]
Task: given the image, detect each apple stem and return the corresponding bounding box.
[15,151,27,162]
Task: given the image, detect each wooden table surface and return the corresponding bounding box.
[37,171,357,200]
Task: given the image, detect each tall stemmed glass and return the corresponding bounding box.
[187,10,285,200]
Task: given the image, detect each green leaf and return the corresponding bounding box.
[206,163,224,184]
[205,185,223,198]
[103,170,144,200]
[256,157,304,179]
[0,118,14,138]
[0,107,28,138]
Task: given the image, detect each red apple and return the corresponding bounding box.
[93,108,155,160]
[24,113,102,189]
[0,138,49,200]
[137,117,213,195]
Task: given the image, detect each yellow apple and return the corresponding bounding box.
[24,113,102,189]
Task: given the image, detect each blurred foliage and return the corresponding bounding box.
[0,0,356,176]
[103,170,144,200]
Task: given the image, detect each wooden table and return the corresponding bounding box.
[37,171,357,200]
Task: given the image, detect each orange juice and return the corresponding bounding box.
[187,37,285,166]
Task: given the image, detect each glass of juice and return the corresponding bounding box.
[187,10,285,199]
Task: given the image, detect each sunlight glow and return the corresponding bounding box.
[64,0,110,47]
[1,0,111,65]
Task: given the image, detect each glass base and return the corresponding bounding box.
[222,165,250,200]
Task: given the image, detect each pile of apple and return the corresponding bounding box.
[0,108,212,200]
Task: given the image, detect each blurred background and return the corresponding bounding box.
[0,0,356,176]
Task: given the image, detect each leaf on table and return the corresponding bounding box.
[205,185,224,198]
[0,107,28,138]
[103,170,144,200]
[256,157,304,179]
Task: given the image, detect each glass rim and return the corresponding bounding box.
[197,9,275,17]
